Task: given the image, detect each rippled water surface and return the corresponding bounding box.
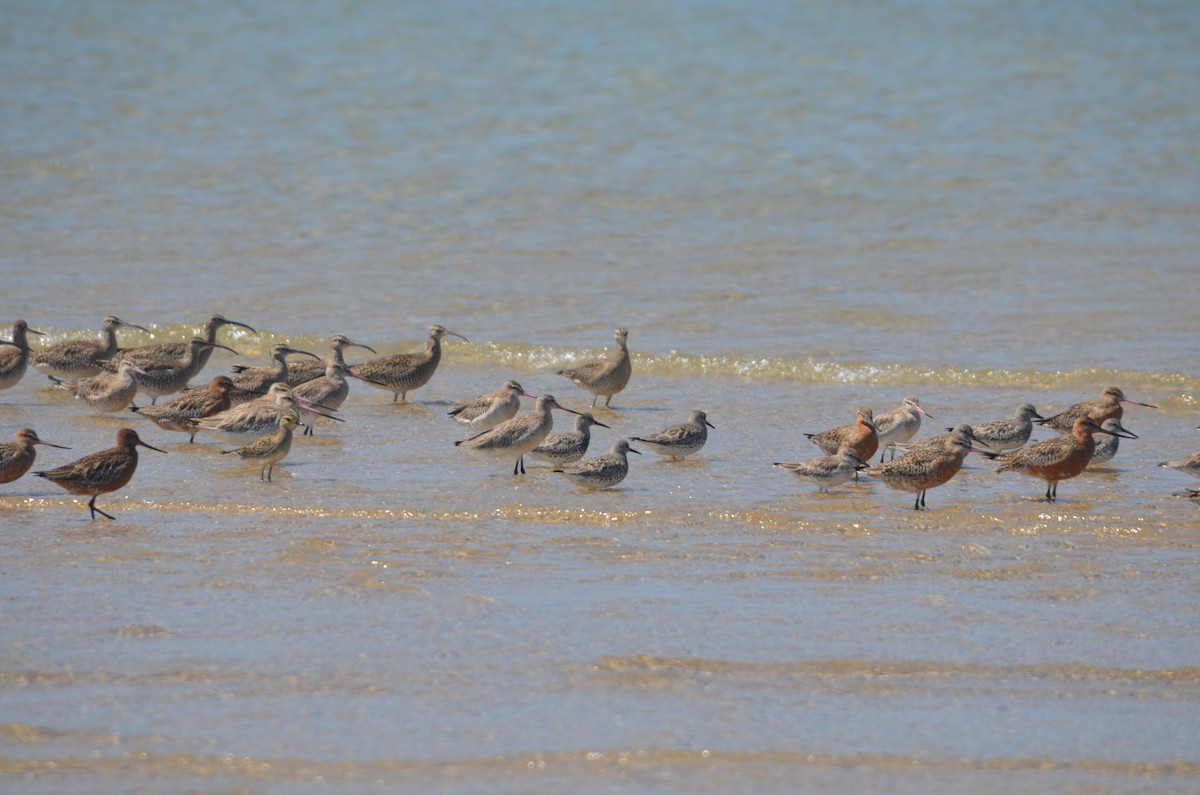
[2,0,1199,792]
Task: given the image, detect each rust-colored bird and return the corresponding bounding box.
[35,428,166,520]
[995,416,1136,502]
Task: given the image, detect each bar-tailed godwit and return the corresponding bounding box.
[35,428,165,520]
[554,439,640,489]
[556,327,631,408]
[872,396,930,461]
[529,412,610,465]
[0,429,70,484]
[455,394,581,475]
[631,410,715,460]
[286,335,376,386]
[774,445,866,493]
[221,413,300,481]
[1038,386,1156,433]
[0,320,45,391]
[448,379,533,432]
[806,407,879,464]
[50,359,146,413]
[970,403,1044,452]
[193,383,337,445]
[352,324,468,403]
[131,375,237,442]
[31,316,150,379]
[995,416,1135,502]
[866,426,988,510]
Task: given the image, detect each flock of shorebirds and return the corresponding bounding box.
[0,315,1197,520]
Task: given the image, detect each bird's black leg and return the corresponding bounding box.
[89,496,116,521]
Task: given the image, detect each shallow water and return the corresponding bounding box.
[3,0,1199,792]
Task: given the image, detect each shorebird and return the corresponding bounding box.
[31,316,150,379]
[994,416,1135,502]
[50,359,146,413]
[774,445,867,493]
[221,414,301,481]
[448,379,533,433]
[0,319,45,391]
[1037,386,1157,433]
[292,361,373,436]
[1160,432,1200,496]
[866,426,988,510]
[352,324,468,403]
[806,407,880,466]
[0,429,70,484]
[192,383,338,445]
[105,338,238,403]
[893,423,985,457]
[130,375,237,443]
[970,403,1044,452]
[556,327,631,408]
[118,313,255,372]
[229,343,320,401]
[631,410,715,460]
[529,412,610,466]
[35,428,165,520]
[455,393,581,475]
[286,335,376,386]
[1089,418,1137,466]
[872,396,930,461]
[554,438,640,490]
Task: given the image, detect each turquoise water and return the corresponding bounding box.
[2,1,1199,792]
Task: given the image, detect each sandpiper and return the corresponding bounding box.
[1089,418,1137,466]
[353,324,468,403]
[0,429,70,484]
[35,428,165,520]
[292,361,373,436]
[554,438,640,490]
[1038,386,1156,433]
[631,410,715,460]
[455,394,581,475]
[866,426,988,510]
[0,319,45,391]
[774,445,867,493]
[193,383,337,445]
[529,412,610,466]
[995,416,1135,502]
[448,379,534,432]
[970,403,1044,452]
[556,327,631,408]
[221,414,301,481]
[31,316,150,379]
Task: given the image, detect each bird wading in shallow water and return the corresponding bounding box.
[35,428,165,521]
[352,324,468,403]
[556,327,631,408]
[994,416,1136,502]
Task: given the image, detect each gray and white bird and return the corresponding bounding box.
[774,445,866,493]
[455,394,581,475]
[556,326,632,408]
[970,403,1044,452]
[631,410,714,460]
[529,412,610,466]
[554,439,640,490]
